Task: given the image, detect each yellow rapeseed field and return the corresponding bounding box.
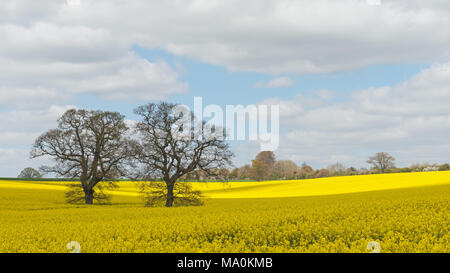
[0,172,448,253]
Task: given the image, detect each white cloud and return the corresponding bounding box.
[0,2,192,176]
[0,22,126,62]
[0,5,189,105]
[314,89,336,100]
[0,53,187,103]
[66,53,188,100]
[0,105,76,177]
[0,0,448,111]
[0,86,67,109]
[254,77,294,88]
[260,63,450,168]
[0,148,33,177]
[2,1,450,76]
[0,105,74,135]
[105,0,450,74]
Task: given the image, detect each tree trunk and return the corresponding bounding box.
[84,187,94,205]
[165,182,174,207]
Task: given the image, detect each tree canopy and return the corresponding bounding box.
[131,102,233,207]
[18,167,42,179]
[367,152,396,173]
[31,109,134,204]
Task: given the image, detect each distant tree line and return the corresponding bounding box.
[190,151,450,182]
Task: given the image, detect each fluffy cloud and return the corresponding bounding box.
[3,1,450,76]
[0,149,34,177]
[260,63,450,168]
[0,3,188,105]
[0,105,75,176]
[0,87,67,109]
[0,1,191,176]
[0,106,74,149]
[0,54,187,100]
[1,0,448,106]
[0,22,126,62]
[254,77,294,88]
[51,0,450,74]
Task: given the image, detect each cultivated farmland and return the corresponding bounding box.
[0,172,448,253]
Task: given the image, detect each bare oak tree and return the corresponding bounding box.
[367,152,396,173]
[18,167,42,179]
[131,102,233,207]
[31,109,134,204]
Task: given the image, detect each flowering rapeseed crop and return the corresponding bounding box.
[0,172,448,253]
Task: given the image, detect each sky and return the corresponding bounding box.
[1,0,450,176]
